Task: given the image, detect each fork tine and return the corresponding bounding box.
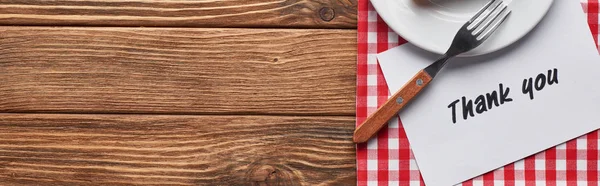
[473,1,507,35]
[467,0,503,30]
[468,0,497,23]
[478,8,511,41]
[467,0,500,30]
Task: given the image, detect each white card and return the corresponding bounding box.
[376,1,600,186]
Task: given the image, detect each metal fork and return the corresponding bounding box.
[353,0,512,143]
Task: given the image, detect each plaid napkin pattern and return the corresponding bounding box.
[356,0,600,185]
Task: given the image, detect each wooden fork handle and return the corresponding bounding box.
[353,70,433,143]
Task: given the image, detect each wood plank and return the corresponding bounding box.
[0,0,357,28]
[0,114,355,185]
[0,27,356,115]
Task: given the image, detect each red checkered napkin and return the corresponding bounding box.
[356,0,600,185]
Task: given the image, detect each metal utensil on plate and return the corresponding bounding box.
[353,0,512,143]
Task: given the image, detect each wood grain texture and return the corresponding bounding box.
[0,27,356,115]
[0,0,357,28]
[0,114,356,185]
[353,70,432,143]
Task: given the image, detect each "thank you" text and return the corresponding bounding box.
[447,68,559,124]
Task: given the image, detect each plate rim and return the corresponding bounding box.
[370,0,555,57]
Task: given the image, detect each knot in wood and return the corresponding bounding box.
[319,7,335,22]
[249,165,276,182]
[246,162,299,185]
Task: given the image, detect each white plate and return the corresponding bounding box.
[370,0,554,56]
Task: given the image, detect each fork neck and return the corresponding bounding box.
[423,54,451,79]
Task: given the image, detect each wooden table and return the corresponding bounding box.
[0,1,358,185]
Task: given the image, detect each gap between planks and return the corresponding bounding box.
[0,112,356,117]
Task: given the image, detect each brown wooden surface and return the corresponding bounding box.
[0,27,356,115]
[0,114,356,185]
[0,0,357,28]
[0,0,358,185]
[353,70,432,143]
